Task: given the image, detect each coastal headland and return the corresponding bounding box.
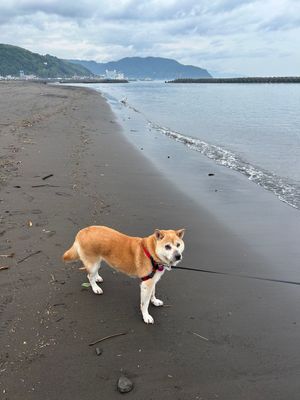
[0,81,300,399]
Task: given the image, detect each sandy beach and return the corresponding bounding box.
[1,81,300,400]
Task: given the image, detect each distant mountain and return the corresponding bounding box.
[0,44,91,78]
[68,57,212,80]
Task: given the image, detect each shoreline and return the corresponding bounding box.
[78,81,300,211]
[1,81,300,399]
[87,82,300,280]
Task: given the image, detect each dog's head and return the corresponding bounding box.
[154,228,185,269]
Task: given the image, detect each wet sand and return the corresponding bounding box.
[0,81,300,399]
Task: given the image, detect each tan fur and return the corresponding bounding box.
[63,226,185,279]
[63,226,185,324]
[63,244,79,262]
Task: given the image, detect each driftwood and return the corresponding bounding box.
[192,332,209,341]
[89,332,127,346]
[42,174,54,180]
[17,250,41,264]
[0,253,14,258]
[32,184,59,188]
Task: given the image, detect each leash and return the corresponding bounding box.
[172,265,300,287]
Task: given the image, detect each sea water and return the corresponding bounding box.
[84,81,300,210]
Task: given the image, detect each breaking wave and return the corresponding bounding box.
[121,99,300,210]
[150,122,300,209]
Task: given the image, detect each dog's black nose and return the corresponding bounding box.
[175,253,182,261]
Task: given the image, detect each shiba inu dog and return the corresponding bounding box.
[63,226,185,324]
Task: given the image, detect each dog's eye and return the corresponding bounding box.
[165,244,171,250]
[176,243,180,248]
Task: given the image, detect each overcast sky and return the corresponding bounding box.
[0,0,299,76]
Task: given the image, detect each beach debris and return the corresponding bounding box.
[17,250,41,264]
[208,173,215,176]
[88,332,127,347]
[0,266,9,271]
[81,282,91,288]
[192,332,209,342]
[117,376,134,393]
[32,184,60,188]
[31,208,42,214]
[42,173,54,181]
[0,253,14,258]
[95,347,103,356]
[55,191,72,197]
[42,229,56,237]
[14,185,21,188]
[167,155,170,158]
[28,220,33,227]
[53,303,65,307]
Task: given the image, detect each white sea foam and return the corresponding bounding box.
[148,121,300,210]
[118,95,300,210]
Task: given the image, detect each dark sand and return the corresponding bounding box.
[0,82,300,399]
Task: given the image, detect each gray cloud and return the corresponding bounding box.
[0,0,299,75]
[259,14,300,31]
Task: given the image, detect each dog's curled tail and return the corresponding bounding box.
[63,242,79,262]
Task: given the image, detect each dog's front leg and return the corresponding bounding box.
[140,280,155,324]
[150,285,164,307]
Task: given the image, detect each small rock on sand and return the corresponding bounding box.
[95,347,102,356]
[117,376,134,393]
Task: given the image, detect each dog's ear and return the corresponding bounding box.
[154,229,164,240]
[176,228,185,239]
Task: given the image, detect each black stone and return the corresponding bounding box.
[117,376,134,393]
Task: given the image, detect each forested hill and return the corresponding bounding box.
[0,44,91,78]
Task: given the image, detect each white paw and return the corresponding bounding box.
[92,285,103,295]
[95,274,103,283]
[151,298,164,307]
[143,313,154,324]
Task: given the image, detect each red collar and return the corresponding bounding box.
[141,246,164,281]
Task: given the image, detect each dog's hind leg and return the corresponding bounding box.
[86,261,103,295]
[95,259,103,283]
[140,280,155,324]
[150,285,164,307]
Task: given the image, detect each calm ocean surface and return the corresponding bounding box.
[86,81,300,209]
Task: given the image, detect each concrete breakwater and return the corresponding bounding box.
[168,76,300,83]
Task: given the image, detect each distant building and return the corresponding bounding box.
[24,74,37,80]
[105,69,125,80]
[18,70,37,80]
